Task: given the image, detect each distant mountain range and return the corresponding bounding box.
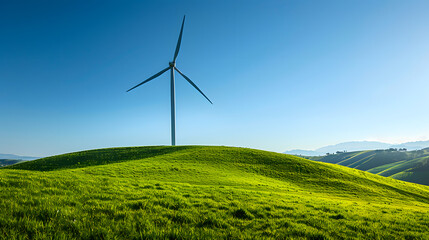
[0,153,38,161]
[284,140,429,156]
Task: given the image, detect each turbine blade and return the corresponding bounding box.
[173,15,186,62]
[174,67,213,104]
[127,67,170,92]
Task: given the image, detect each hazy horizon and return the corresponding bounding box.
[4,138,429,158]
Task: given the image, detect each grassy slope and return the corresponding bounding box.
[311,149,429,186]
[0,159,24,167]
[1,146,428,239]
[390,158,429,185]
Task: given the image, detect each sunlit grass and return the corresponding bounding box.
[1,146,428,239]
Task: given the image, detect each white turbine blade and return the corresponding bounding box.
[127,67,170,92]
[174,67,213,104]
[173,15,186,62]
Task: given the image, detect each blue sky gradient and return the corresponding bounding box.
[1,0,429,156]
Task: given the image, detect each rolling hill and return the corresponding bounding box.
[308,148,429,186]
[0,159,25,167]
[1,146,428,239]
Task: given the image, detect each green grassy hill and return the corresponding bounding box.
[309,148,429,186]
[1,146,428,239]
[0,159,24,167]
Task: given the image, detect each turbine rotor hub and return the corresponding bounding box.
[169,62,176,67]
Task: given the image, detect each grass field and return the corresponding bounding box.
[1,146,428,239]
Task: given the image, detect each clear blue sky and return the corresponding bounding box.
[2,0,429,157]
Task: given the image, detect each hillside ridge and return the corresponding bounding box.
[7,146,429,201]
[310,148,429,186]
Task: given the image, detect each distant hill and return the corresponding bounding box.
[390,140,429,151]
[284,140,429,156]
[316,141,391,153]
[0,153,38,161]
[0,159,25,167]
[2,146,428,239]
[308,148,429,186]
[281,149,321,156]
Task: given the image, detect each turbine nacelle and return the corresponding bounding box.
[169,62,176,67]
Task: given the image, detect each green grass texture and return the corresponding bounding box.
[1,146,428,239]
[310,149,429,186]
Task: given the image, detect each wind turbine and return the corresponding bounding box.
[127,15,212,146]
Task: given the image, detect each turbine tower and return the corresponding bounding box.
[127,16,212,146]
